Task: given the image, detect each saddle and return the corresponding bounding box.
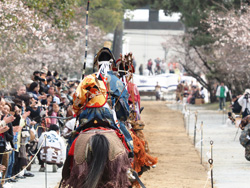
[74,130,126,164]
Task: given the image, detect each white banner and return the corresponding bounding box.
[133,73,179,92]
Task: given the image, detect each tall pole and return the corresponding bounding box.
[201,121,203,164]
[193,111,198,145]
[113,23,123,60]
[82,1,90,80]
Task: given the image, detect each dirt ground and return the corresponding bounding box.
[140,101,210,188]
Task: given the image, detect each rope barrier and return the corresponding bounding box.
[203,164,213,188]
[0,135,47,181]
[0,150,13,155]
[195,139,204,147]
[35,125,49,132]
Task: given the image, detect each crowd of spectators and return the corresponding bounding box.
[176,81,205,105]
[0,66,79,186]
[137,57,181,76]
[143,58,167,76]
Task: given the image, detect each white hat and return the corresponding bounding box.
[24,79,33,85]
[244,89,250,95]
[60,93,67,99]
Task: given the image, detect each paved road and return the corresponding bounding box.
[4,161,61,188]
[167,102,250,188]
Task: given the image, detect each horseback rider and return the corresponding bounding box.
[71,47,133,156]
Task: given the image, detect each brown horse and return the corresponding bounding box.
[239,115,250,130]
[61,129,131,188]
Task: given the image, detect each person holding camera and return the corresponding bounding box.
[48,86,60,105]
[238,89,250,118]
[230,95,242,114]
[216,82,229,110]
[32,70,47,93]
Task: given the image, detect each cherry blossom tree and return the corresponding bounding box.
[0,0,54,89]
[0,1,106,90]
[165,3,250,102]
[203,4,250,94]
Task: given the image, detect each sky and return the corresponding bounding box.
[124,9,181,22]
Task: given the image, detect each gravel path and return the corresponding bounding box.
[140,101,210,188]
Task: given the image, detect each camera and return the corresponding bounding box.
[244,93,249,99]
[54,81,62,88]
[34,75,45,82]
[29,100,38,106]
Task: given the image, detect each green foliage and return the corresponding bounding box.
[123,0,150,8]
[22,0,77,28]
[21,0,127,32]
[79,0,125,32]
[90,9,122,32]
[189,34,216,47]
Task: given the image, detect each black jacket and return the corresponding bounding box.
[1,115,14,149]
[232,99,242,114]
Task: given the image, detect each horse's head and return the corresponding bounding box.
[239,115,250,130]
[132,120,145,131]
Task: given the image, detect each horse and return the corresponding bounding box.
[239,115,250,130]
[239,115,250,161]
[60,118,132,188]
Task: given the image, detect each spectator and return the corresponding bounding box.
[176,81,184,102]
[161,60,166,74]
[190,86,200,104]
[147,59,153,75]
[169,63,174,73]
[230,95,242,114]
[139,64,143,75]
[132,56,136,71]
[216,82,228,110]
[0,100,16,184]
[28,82,41,101]
[38,124,66,172]
[16,85,27,98]
[155,82,161,101]
[32,71,40,82]
[43,77,53,93]
[45,94,53,109]
[62,113,77,154]
[154,57,161,75]
[48,86,60,104]
[47,102,60,128]
[238,89,250,118]
[200,87,205,99]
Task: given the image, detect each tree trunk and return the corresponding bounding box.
[112,24,123,60]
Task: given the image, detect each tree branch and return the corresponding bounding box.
[193,46,213,72]
[178,60,210,90]
[211,0,229,12]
